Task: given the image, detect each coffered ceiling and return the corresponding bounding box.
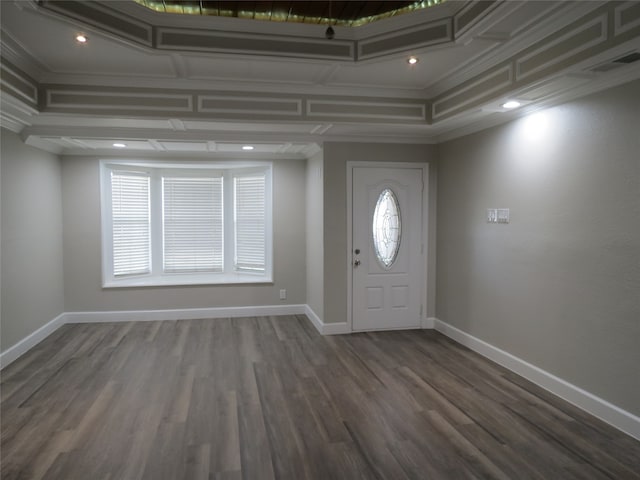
[1,0,639,157]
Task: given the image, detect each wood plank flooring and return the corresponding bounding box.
[2,315,639,480]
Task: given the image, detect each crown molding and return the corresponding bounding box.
[0,31,47,80]
[36,0,520,63]
[2,1,639,151]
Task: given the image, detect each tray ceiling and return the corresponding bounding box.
[1,0,639,156]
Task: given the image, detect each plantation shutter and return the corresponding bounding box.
[111,171,151,276]
[234,174,266,272]
[162,176,223,273]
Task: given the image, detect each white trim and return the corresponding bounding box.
[304,305,351,335]
[102,272,274,288]
[422,317,436,329]
[454,0,502,37]
[304,305,324,334]
[43,0,154,45]
[198,95,302,116]
[306,100,426,121]
[322,322,351,335]
[357,19,451,59]
[0,61,38,104]
[515,15,608,81]
[65,305,306,324]
[614,2,640,36]
[100,160,273,287]
[0,313,66,369]
[346,161,429,333]
[432,65,513,119]
[46,90,193,112]
[432,318,640,441]
[346,163,354,333]
[156,27,354,61]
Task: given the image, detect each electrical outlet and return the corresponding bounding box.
[279,289,287,300]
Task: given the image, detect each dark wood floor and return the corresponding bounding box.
[2,316,639,480]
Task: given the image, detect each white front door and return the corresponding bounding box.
[351,166,424,331]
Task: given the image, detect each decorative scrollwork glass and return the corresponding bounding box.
[372,188,401,268]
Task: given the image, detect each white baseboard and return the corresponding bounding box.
[304,305,351,335]
[422,317,436,329]
[322,321,351,335]
[306,309,432,335]
[432,318,640,441]
[304,305,324,334]
[0,313,66,369]
[65,304,307,323]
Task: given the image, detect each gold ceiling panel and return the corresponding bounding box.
[133,1,444,27]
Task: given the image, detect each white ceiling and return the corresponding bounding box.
[1,0,640,157]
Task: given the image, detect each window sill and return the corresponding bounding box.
[103,272,273,288]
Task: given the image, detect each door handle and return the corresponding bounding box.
[354,259,361,267]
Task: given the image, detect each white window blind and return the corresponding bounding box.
[102,161,271,287]
[111,171,150,276]
[162,176,223,273]
[234,174,266,272]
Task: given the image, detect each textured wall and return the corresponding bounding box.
[436,80,640,415]
[1,129,64,352]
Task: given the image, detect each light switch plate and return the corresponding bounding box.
[497,208,510,223]
[487,209,498,223]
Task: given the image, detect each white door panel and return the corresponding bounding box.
[352,167,423,331]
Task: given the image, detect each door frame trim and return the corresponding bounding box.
[346,161,429,332]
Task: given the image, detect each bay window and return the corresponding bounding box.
[100,160,272,287]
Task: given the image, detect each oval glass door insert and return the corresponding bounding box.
[372,188,401,268]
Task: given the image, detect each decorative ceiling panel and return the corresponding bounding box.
[133,0,442,26]
[2,0,640,149]
[157,28,354,60]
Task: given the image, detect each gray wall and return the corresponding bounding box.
[322,142,438,324]
[1,129,64,352]
[436,80,640,415]
[306,151,324,318]
[62,156,306,312]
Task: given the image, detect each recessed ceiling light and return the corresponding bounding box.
[407,56,419,65]
[242,145,254,151]
[112,143,127,148]
[502,100,521,109]
[75,34,88,44]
